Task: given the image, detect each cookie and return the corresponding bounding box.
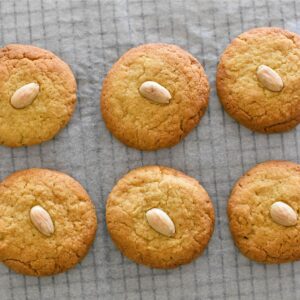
[106,166,214,268]
[0,169,97,276]
[228,160,300,263]
[217,27,300,133]
[101,43,210,150]
[0,44,77,147]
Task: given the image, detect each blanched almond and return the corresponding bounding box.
[30,205,54,236]
[270,201,297,227]
[146,208,175,237]
[257,65,283,92]
[139,81,171,104]
[11,82,39,109]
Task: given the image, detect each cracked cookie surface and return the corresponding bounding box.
[0,168,97,276]
[106,166,214,268]
[101,43,210,150]
[0,44,76,147]
[228,160,300,263]
[217,27,300,133]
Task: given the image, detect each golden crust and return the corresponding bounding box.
[0,168,97,276]
[106,166,214,268]
[101,43,210,150]
[0,44,77,147]
[217,27,300,133]
[228,160,300,263]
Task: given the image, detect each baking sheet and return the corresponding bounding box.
[1,0,300,299]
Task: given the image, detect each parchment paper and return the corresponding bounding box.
[0,0,300,299]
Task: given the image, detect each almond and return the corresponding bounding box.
[146,208,175,237]
[11,82,40,109]
[139,81,171,104]
[270,201,297,227]
[256,65,283,92]
[30,205,54,236]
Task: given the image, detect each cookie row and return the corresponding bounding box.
[1,161,299,276]
[1,27,299,148]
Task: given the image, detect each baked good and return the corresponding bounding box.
[228,160,300,263]
[0,168,97,276]
[106,166,214,268]
[101,43,210,150]
[217,27,300,133]
[0,44,76,146]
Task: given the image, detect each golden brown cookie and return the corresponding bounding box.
[228,160,300,263]
[101,43,210,150]
[106,166,214,268]
[217,27,300,133]
[0,169,97,276]
[0,44,77,147]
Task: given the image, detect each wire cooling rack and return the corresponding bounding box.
[1,0,300,299]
